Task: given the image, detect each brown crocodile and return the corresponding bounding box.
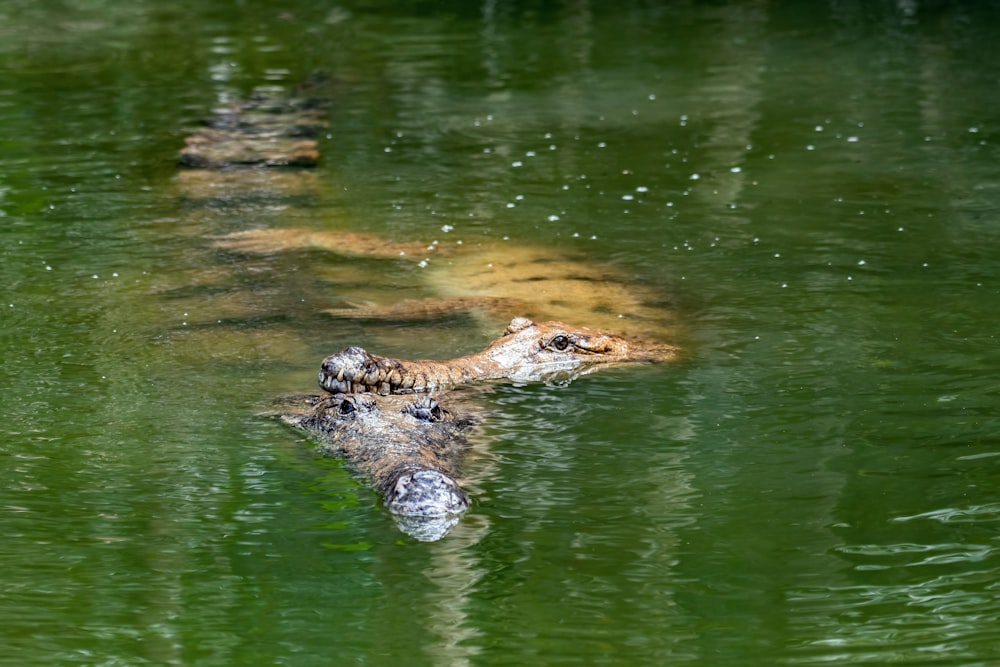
[276,318,670,539]
[213,227,678,341]
[178,78,330,170]
[319,316,675,395]
[277,391,481,541]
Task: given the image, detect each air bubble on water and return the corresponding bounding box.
[441,224,453,233]
[511,161,522,167]
[515,194,524,201]
[418,260,428,268]
[730,166,741,173]
[806,145,816,150]
[690,173,700,180]
[548,214,559,222]
[525,151,536,157]
[847,136,859,143]
[636,186,649,193]
[649,94,656,100]
[597,142,607,148]
[857,260,866,266]
[815,125,824,132]
[622,194,634,201]
[506,202,515,208]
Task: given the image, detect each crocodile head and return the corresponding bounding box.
[481,316,675,382]
[280,392,472,541]
[319,317,676,394]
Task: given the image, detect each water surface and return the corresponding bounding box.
[2,1,1000,665]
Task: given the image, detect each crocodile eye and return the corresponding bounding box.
[337,399,356,416]
[550,335,570,351]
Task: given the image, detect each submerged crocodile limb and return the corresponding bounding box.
[278,391,480,541]
[320,316,676,395]
[178,78,330,169]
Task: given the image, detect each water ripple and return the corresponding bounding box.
[894,503,1000,524]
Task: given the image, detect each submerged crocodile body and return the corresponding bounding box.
[214,227,677,340]
[320,316,675,395]
[278,391,480,541]
[178,79,330,170]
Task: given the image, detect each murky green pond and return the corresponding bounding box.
[3,1,1000,664]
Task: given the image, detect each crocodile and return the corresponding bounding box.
[277,391,481,541]
[178,77,331,170]
[319,316,675,395]
[213,227,677,340]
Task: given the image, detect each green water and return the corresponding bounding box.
[3,0,1000,664]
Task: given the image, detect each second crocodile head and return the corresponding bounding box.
[319,316,677,394]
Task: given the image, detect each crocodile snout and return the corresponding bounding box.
[387,468,470,518]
